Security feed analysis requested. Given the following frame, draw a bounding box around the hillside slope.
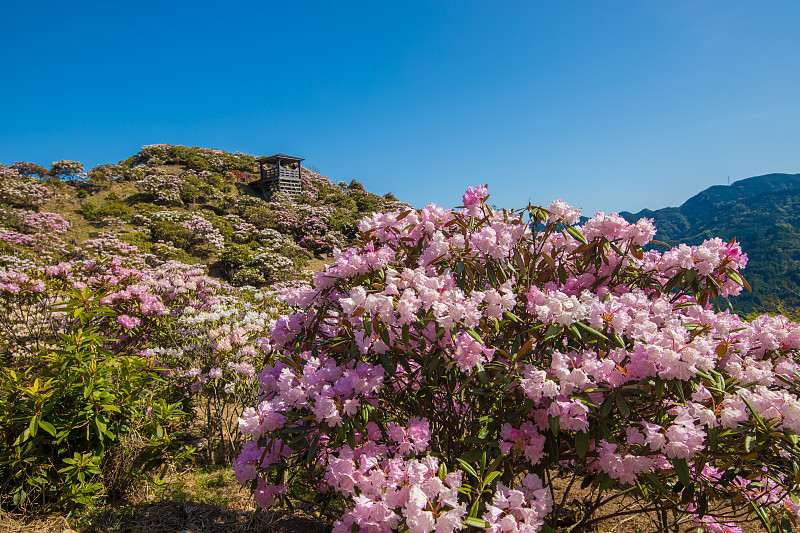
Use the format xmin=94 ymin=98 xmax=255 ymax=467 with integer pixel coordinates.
xmin=1 ymin=144 xmax=409 ymax=287
xmin=621 ymin=173 xmax=800 ymax=314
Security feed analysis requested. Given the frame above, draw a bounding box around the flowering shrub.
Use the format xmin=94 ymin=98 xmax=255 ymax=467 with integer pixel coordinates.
xmin=181 ymin=214 xmax=225 ymax=252
xmin=21 ymin=211 xmax=70 ymax=234
xmin=11 ymin=161 xmax=49 ymax=179
xmin=236 ymin=187 xmax=800 ymax=533
xmin=247 ymin=248 xmax=294 ymax=282
xmin=50 ymin=159 xmax=84 ymax=180
xmin=0 ymin=166 xmax=52 ymax=208
xmin=129 ymin=144 xmax=256 ymax=173
xmin=136 ymin=173 xmax=184 ymax=206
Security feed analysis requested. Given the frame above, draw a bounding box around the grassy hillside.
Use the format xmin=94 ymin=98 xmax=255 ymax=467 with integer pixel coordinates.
xmin=2 ymin=144 xmax=409 ymax=287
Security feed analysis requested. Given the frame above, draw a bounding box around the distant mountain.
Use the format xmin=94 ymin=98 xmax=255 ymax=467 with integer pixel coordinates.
xmin=621 ymin=173 xmax=800 ymax=315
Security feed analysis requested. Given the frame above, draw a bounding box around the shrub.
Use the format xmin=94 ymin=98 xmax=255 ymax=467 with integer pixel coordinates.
xmin=247 ymin=248 xmax=294 ymax=283
xmin=118 ymin=232 xmax=153 ymax=254
xmin=236 ymin=187 xmax=800 ymax=533
xmin=187 ymin=156 xmax=212 ymax=172
xmin=352 ymin=190 xmax=381 ymax=213
xmin=50 ymin=160 xmax=84 ymax=181
xmin=0 ymin=312 xmax=187 ymax=512
xmin=95 ymin=202 xmax=131 ymax=219
xmin=135 ymin=174 xmax=183 ymax=206
xmin=231 ymin=267 xmax=266 ymax=287
xmin=11 ymin=161 xmax=49 ymax=179
xmin=0 ymin=166 xmax=52 ymax=208
xmin=149 ymin=220 xmax=194 ymax=251
xmin=80 ymin=202 xmax=98 ymax=220
xmin=221 ymin=244 xmax=254 ymax=276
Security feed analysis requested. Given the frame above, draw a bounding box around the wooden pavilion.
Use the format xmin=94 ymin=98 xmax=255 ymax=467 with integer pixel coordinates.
xmin=256 ymin=154 xmax=303 ymax=196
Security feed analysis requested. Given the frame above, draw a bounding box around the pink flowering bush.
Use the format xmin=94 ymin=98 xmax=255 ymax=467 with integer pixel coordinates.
xmin=0 ymin=166 xmax=52 ymax=208
xmin=136 ymin=173 xmax=184 ymax=206
xmin=236 ymin=186 xmax=800 ymax=532
xmin=50 ymin=159 xmax=84 ymax=180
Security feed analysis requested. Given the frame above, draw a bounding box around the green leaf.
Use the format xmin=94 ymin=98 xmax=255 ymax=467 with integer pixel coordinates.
xmin=741 ymin=396 xmax=767 ymax=430
xmin=565 ymin=225 xmax=588 ymax=244
xmin=615 ymin=394 xmax=630 ymax=418
xmin=484 ymin=470 xmax=501 ymax=486
xmin=599 ymin=397 xmax=614 ymax=418
xmin=697 ymin=492 xmax=708 ymax=519
xmin=467 ymin=329 xmax=483 ymax=343
xmin=613 ymin=333 xmax=625 ymax=348
xmin=38 ymin=420 xmax=56 ymax=437
xmin=598 ymin=473 xmax=615 ymax=491
xmin=456 ymin=458 xmax=478 ymax=479
xmin=549 ymin=415 xmax=560 ymax=436
xmin=642 ymin=472 xmax=670 ymax=496
xmin=464 ymin=517 xmax=489 ymax=529
xmin=459 ymin=449 xmax=485 ymax=464
xmin=753 ymin=503 xmax=771 ymax=531
xmin=475 ymin=365 xmax=489 ymax=387
xmin=378 ymin=323 xmax=391 ymax=347
xmin=378 ymin=352 xmax=397 ymax=376
xmin=745 ymin=431 xmax=757 ymax=452
xmin=575 ymin=431 xmax=589 ymax=458
xmin=575 ymin=321 xmax=609 ymax=341
xmin=673 ymin=458 xmax=691 ymax=487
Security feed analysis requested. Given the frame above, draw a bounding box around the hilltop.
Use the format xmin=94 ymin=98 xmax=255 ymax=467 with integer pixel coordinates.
xmin=621 ymin=172 xmax=800 ymax=314
xmin=4 ymin=149 xmax=800 ymax=314
xmin=1 ymin=144 xmax=409 ymax=287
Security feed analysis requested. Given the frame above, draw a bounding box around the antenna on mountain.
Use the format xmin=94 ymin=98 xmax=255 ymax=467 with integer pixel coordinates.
xmin=727 ymin=176 xmax=730 ymax=186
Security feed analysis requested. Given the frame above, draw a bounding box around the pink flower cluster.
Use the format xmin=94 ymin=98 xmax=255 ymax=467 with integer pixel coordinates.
xmin=21 ymin=211 xmax=70 ymax=234
xmin=0 ymin=166 xmax=52 ymax=207
xmin=236 ymin=185 xmax=799 ymax=531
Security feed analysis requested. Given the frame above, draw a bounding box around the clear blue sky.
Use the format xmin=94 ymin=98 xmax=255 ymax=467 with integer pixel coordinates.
xmin=2 ymin=1 xmax=798 ymax=215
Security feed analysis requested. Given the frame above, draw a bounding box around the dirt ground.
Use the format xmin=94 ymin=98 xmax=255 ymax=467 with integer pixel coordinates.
xmin=1 ymin=471 xmax=767 ymax=533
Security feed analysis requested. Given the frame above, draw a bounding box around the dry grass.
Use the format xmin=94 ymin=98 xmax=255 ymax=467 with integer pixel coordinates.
xmin=0 ymin=510 xmax=72 ymax=533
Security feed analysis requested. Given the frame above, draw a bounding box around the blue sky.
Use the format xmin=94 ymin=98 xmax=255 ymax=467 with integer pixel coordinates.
xmin=1 ymin=1 xmax=798 ymax=215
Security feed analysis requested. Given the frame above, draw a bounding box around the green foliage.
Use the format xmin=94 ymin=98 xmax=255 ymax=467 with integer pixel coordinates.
xmin=0 ymin=306 xmax=188 ymax=513
xmin=351 ymin=190 xmax=380 ymax=213
xmin=243 ymin=206 xmax=275 ymax=229
xmin=77 ymin=198 xmax=129 ymax=222
xmin=125 ymin=145 xmax=257 ymax=174
xmin=186 ymin=156 xmax=212 ymax=172
xmin=348 ymin=179 xmax=365 ymax=191
xmin=50 ymin=160 xmax=84 ymax=180
xmin=328 ymin=210 xmax=359 ymax=239
xmin=148 ymin=220 xmax=194 ymax=251
xmin=95 ymin=202 xmax=131 ymax=219
xmin=220 ymin=244 xmax=253 ymax=275
xmin=230 ymin=266 xmax=266 ymax=287
xmin=80 ymin=202 xmax=98 ymax=220
xmin=117 ymin=232 xmax=153 ymax=254
xmin=131 ymin=202 xmax=159 ymax=218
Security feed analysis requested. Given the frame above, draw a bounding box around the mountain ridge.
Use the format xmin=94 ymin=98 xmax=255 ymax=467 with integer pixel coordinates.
xmin=620 ymin=172 xmax=800 ymax=314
